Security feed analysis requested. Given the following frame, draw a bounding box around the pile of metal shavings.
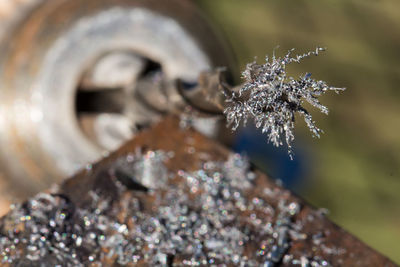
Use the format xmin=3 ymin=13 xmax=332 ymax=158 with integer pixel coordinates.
xmin=0 ymin=150 xmax=342 ymax=266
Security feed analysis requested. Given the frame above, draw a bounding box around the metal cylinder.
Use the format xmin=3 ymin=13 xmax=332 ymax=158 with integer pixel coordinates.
xmin=0 ymin=0 xmax=236 ymax=199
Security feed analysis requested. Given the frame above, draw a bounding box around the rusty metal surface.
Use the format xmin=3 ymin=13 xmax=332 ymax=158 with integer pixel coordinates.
xmin=1 ymin=116 xmax=396 ymax=266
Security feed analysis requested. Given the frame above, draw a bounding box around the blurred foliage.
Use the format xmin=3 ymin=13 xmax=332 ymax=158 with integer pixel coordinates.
xmin=198 ymin=0 xmax=400 ymax=263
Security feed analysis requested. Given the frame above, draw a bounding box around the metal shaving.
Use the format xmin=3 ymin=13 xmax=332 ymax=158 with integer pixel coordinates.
xmin=224 ymin=48 xmax=345 ymax=158
xmin=0 ymin=150 xmax=337 ymax=266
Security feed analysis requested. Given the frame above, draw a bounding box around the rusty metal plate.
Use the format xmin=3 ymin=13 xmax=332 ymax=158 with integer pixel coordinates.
xmin=0 ymin=117 xmax=396 ymax=266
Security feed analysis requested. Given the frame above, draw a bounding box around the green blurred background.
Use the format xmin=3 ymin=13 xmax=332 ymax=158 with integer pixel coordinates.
xmin=198 ymin=0 xmax=400 ymax=263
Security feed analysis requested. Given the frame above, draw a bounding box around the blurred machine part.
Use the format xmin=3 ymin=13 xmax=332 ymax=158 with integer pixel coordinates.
xmin=0 ymin=0 xmax=235 ymax=200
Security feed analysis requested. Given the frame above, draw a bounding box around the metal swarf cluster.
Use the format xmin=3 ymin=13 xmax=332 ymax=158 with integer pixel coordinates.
xmin=0 ymin=151 xmax=338 ymax=266
xmin=224 ymin=48 xmax=345 ymax=158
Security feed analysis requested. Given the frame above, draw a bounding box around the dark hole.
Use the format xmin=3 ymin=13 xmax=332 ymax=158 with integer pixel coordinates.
xmin=141 ymin=60 xmax=162 ymax=77
xmin=75 ymin=88 xmax=125 ymax=114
